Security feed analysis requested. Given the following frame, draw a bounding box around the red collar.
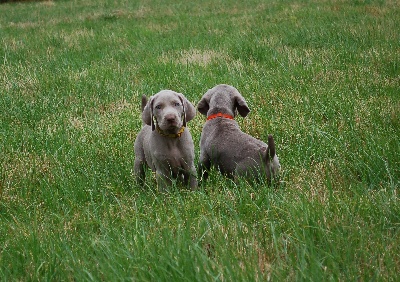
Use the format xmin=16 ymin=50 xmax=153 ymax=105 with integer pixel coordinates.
xmin=207 ymin=113 xmax=234 ymax=121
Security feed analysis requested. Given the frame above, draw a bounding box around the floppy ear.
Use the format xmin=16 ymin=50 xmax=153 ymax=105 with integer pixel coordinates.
xmin=142 ymin=96 xmax=155 ymax=130
xmin=197 ymin=91 xmax=212 ymax=116
xmin=178 ymin=94 xmax=196 ymax=126
xmin=234 ymin=94 xmax=250 ymax=117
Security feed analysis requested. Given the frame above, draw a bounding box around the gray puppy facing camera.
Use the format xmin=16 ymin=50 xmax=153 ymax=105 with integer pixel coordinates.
xmin=134 ymin=90 xmax=198 ymax=191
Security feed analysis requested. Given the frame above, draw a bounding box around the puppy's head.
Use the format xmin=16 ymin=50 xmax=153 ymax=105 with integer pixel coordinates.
xmin=142 ymin=90 xmax=196 ymax=133
xmin=197 ymin=84 xmax=250 ymax=118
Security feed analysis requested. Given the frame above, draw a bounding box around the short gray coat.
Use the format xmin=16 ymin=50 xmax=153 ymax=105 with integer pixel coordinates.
xmin=197 ymin=84 xmax=280 ymax=182
xmin=134 ymin=90 xmax=197 ymax=190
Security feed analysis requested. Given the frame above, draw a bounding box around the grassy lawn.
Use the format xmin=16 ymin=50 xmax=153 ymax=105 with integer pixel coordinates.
xmin=1 ymin=0 xmax=399 ymax=280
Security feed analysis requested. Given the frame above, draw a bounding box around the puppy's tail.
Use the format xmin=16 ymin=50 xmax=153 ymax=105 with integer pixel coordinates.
xmin=266 ymin=134 xmax=276 ymax=160
xmin=141 ymin=95 xmax=148 ymax=112
xmin=266 ymin=134 xmax=280 ymax=184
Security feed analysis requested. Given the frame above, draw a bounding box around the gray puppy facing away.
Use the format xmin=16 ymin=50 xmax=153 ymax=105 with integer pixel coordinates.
xmin=134 ymin=90 xmax=198 ymax=191
xmin=197 ymin=84 xmax=280 ymax=183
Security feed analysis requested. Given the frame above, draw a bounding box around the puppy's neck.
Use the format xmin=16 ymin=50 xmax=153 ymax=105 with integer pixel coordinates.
xmin=207 ymin=112 xmax=234 ymax=121
xmin=156 ymin=125 xmax=185 ymax=138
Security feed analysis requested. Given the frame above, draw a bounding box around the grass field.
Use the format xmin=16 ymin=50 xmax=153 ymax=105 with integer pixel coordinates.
xmin=1 ymin=0 xmax=399 ymax=280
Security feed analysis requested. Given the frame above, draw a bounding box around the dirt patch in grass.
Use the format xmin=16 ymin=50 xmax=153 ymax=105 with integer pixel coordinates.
xmin=60 ymin=28 xmax=95 ymax=48
xmin=159 ymin=48 xmax=228 ymax=67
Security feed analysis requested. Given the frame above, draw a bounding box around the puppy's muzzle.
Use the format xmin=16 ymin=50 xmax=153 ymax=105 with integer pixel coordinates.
xmin=160 ymin=112 xmax=181 ymax=130
xmin=165 ymin=113 xmax=177 ymax=123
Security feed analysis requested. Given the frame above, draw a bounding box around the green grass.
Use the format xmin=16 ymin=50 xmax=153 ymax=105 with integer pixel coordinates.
xmin=1 ymin=0 xmax=399 ymax=280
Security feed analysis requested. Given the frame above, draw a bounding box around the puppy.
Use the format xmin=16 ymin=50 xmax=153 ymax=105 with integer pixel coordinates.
xmin=134 ymin=90 xmax=197 ymax=190
xmin=197 ymin=84 xmax=280 ymax=183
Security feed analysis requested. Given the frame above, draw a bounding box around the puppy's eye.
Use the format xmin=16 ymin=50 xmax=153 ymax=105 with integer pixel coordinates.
xmin=155 ymin=105 xmax=162 ymax=110
xmin=174 ymin=102 xmax=181 ymax=107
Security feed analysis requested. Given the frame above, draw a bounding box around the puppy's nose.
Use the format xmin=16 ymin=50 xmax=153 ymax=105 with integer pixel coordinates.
xmin=165 ymin=113 xmax=176 ymax=123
